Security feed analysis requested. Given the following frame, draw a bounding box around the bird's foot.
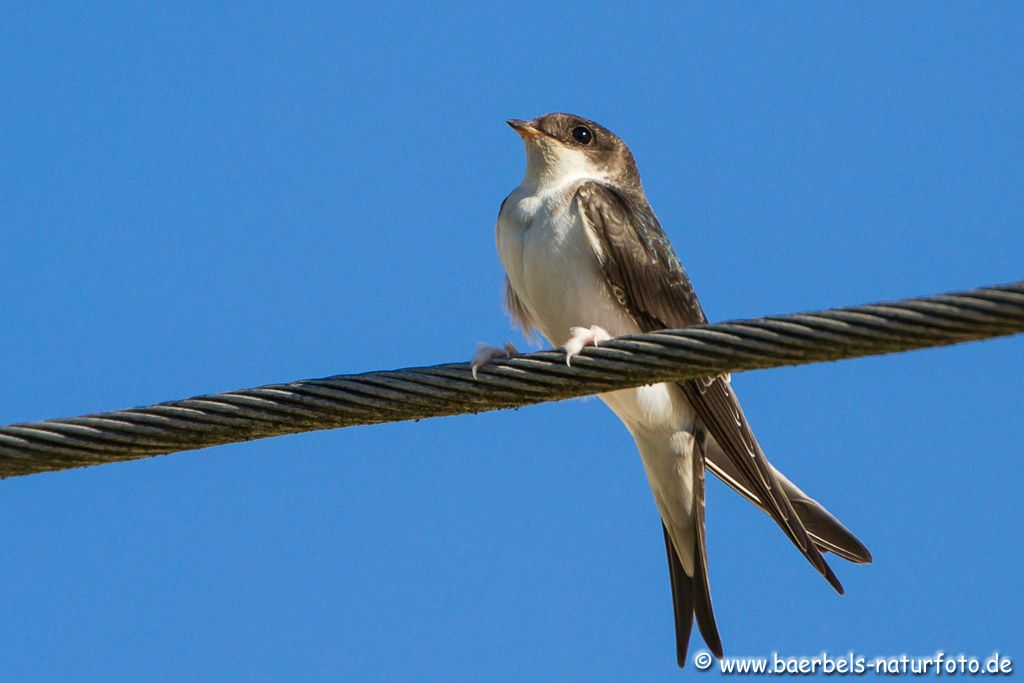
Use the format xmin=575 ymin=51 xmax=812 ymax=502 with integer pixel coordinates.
xmin=470 ymin=342 xmax=519 ymax=379
xmin=696 ymin=372 xmax=732 ymax=393
xmin=564 ymin=325 xmax=611 ymax=366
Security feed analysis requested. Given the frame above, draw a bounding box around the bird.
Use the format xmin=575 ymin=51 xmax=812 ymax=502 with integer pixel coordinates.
xmin=474 ymin=113 xmax=871 ymax=668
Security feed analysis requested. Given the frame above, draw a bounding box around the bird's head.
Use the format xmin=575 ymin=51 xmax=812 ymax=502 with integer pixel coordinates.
xmin=507 ymin=113 xmax=641 ymax=193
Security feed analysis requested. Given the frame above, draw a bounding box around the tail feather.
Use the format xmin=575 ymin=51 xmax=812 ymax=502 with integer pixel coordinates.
xmin=662 ymin=525 xmax=695 ymax=667
xmin=662 ymin=429 xmax=722 ymax=668
xmin=690 ymin=429 xmax=723 ymax=659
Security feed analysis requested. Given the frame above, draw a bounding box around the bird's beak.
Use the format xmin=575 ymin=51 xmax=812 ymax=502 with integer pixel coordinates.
xmin=507 ymin=119 xmax=544 ymax=140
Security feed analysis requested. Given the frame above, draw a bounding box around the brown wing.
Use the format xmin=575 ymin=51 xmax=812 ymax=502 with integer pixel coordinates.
xmin=575 ymin=181 xmax=846 ymax=593
xmin=678 ymin=378 xmax=843 ymax=592
xmin=705 ymin=440 xmax=872 ymax=564
xmin=575 ymin=182 xmax=706 ymax=328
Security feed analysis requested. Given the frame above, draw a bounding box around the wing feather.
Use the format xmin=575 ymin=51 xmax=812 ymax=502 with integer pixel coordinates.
xmin=575 ymin=181 xmax=857 ymax=592
xmin=705 ymin=440 xmax=872 ymax=564
xmin=504 ymin=276 xmax=538 ymax=338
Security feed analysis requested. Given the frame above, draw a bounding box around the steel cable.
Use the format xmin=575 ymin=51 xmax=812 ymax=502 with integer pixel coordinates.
xmin=1 ymin=281 xmax=1021 ymax=478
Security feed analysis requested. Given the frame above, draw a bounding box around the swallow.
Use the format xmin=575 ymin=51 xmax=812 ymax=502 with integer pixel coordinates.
xmin=476 ymin=113 xmax=871 ymax=667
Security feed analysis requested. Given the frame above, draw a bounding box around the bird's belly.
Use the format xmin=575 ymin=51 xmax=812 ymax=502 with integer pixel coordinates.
xmin=498 ymin=195 xmax=692 ymax=432
xmin=501 ymin=201 xmax=637 ymax=346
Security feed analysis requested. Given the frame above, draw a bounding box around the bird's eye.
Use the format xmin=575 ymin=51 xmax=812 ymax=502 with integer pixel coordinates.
xmin=571 ymin=125 xmax=594 ymax=145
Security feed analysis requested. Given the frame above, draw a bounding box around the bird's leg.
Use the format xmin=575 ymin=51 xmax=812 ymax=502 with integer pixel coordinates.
xmin=564 ymin=325 xmax=612 ymax=366
xmin=470 ymin=341 xmax=519 ymax=380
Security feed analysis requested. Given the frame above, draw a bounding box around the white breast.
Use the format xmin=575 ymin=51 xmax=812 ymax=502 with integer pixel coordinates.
xmin=496 ymin=182 xmax=639 ymax=347
xmin=496 ymin=179 xmax=693 ymax=434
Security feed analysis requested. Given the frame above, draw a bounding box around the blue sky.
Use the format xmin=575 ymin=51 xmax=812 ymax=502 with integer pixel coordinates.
xmin=1 ymin=3 xmax=1022 ymax=679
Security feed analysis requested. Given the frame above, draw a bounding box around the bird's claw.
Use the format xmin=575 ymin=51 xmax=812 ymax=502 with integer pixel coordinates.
xmin=564 ymin=325 xmax=611 ymax=366
xmin=471 ymin=342 xmax=519 ymax=380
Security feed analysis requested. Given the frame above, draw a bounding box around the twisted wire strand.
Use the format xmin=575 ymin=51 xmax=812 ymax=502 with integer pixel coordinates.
xmin=1 ymin=281 xmax=1021 ymax=478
